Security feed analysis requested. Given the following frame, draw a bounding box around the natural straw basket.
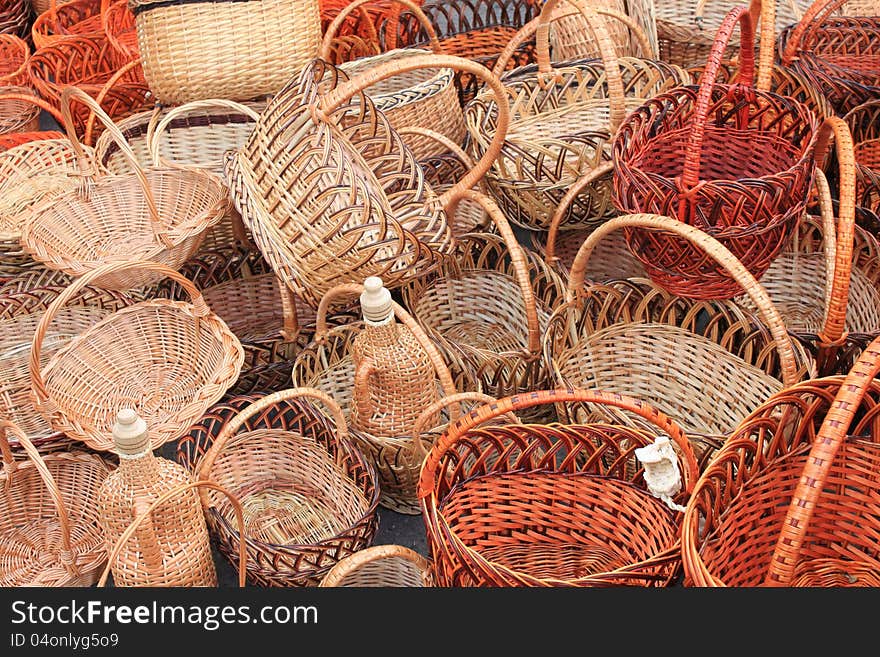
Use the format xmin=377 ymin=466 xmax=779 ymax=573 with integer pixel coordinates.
xmin=0 ymin=419 xmax=113 ymax=586
xmin=0 ymin=34 xmax=29 ymax=86
xmin=322 ymin=0 xmax=466 ymax=161
xmin=227 ymin=53 xmax=510 ymax=308
xmin=0 ymin=88 xmax=67 ymax=151
xmin=465 ymin=0 xmax=689 ymax=231
xmin=419 ymin=388 xmax=700 ymax=587
xmin=196 ymin=387 xmax=380 ymax=587
xmin=29 ymin=259 xmax=245 ymax=452
xmin=22 ymin=87 xmax=228 ymax=292
xmin=128 ymin=0 xmax=321 ymax=104
xmin=844 ymin=99 xmax=880 ymax=217
xmin=319 ymin=544 xmax=433 ymax=587
xmin=547 ymin=0 xmax=659 ymax=62
xmin=97 ymin=480 xmax=246 ymax=588
xmin=682 ymin=334 xmax=880 ymax=587
xmin=544 ymin=213 xmax=815 ymax=469
xmin=613 ymin=4 xmax=819 ymax=299
xmin=31 ymin=0 xmax=103 ymax=50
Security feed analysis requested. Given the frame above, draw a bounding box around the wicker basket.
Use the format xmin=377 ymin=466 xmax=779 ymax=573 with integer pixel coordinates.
xmin=548 ymin=0 xmax=659 ymax=62
xmin=22 ymin=87 xmax=228 ymax=292
xmin=544 ymin=213 xmax=816 ymax=469
xmin=31 ymin=0 xmax=105 ymax=49
xmin=101 ymin=0 xmax=136 ymax=59
xmin=419 ymin=388 xmax=699 ymax=587
xmin=319 ymin=544 xmax=433 ymax=586
xmin=129 ymin=0 xmax=321 ymax=104
xmin=0 ymin=419 xmax=113 ymax=586
xmin=0 ymin=0 xmax=30 ymax=38
xmin=465 ymin=0 xmax=690 ymax=231
xmin=682 ymin=334 xmax=880 ymax=586
xmin=195 ymin=387 xmax=380 ymax=587
xmin=0 ymin=34 xmax=29 ymax=86
xmin=0 ymin=88 xmax=68 ymax=152
xmin=844 ymin=99 xmax=880 ymax=217
xmin=227 ymin=53 xmax=508 ymax=308
xmin=30 ymin=259 xmax=245 ymax=452
xmin=613 ymin=4 xmax=819 ymax=299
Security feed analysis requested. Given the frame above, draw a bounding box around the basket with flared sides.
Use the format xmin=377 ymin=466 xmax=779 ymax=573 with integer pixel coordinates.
xmin=101 ymin=0 xmax=136 ymax=59
xmin=319 ymin=544 xmax=433 ymax=587
xmin=31 ymin=0 xmax=104 ymax=49
xmin=0 ymin=419 xmax=113 ymax=586
xmin=195 ymin=387 xmax=380 ymax=587
xmin=419 ymin=388 xmax=699 ymax=587
xmin=0 ymin=34 xmax=29 ymax=86
xmin=844 ymin=99 xmax=880 ymax=217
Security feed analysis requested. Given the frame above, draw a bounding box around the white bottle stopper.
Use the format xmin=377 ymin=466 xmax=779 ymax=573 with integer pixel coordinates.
xmin=113 ymin=408 xmax=150 ymax=457
xmin=635 ymin=435 xmax=687 ymax=513
xmin=360 ymin=276 xmax=394 ymax=324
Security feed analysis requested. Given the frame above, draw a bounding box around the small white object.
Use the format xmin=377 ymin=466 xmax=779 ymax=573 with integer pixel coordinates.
xmin=112 ymin=408 xmax=150 ymax=457
xmin=360 ymin=276 xmax=394 ymax=325
xmin=635 ymin=435 xmax=687 ymax=513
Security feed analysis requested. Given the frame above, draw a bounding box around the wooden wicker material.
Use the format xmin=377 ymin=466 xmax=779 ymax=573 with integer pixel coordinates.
xmin=129 ymin=0 xmax=320 ymax=104
xmin=21 ymin=87 xmax=228 ymax=291
xmin=0 ymin=0 xmax=30 ymax=38
xmin=30 ymin=259 xmax=245 ymax=452
xmin=98 ymin=481 xmax=246 ymax=587
xmin=101 ymin=0 xmax=136 ymax=59
xmin=465 ymin=0 xmax=689 ymax=231
xmin=548 ymin=0 xmax=659 ymax=62
xmin=845 ymin=99 xmax=880 ymax=217
xmin=0 ymin=419 xmax=113 ymax=586
xmin=227 ymin=53 xmax=509 ymax=308
xmin=31 ymin=0 xmax=103 ymax=49
xmin=544 ymin=213 xmax=815 ymax=469
xmin=0 ymin=34 xmax=29 ymax=86
xmin=682 ymin=335 xmax=880 ymax=586
xmin=613 ymin=5 xmax=819 ymax=299
xmin=196 ymin=387 xmax=381 ymax=587
xmin=319 ymin=544 xmax=433 ymax=586
xmin=0 ymin=86 xmax=45 ymax=141
xmin=419 ymin=388 xmax=699 ymax=587
xmin=778 ymin=0 xmax=880 ymax=116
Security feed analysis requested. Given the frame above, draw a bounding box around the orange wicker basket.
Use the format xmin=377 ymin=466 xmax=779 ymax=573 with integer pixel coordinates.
xmin=0 ymin=0 xmax=30 ymax=39
xmin=100 ymin=0 xmax=135 ymax=59
xmin=0 ymin=33 xmax=29 ymax=86
xmin=31 ymin=0 xmax=103 ymax=49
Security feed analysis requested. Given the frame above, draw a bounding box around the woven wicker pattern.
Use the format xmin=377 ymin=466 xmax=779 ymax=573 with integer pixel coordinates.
xmin=0 ymin=34 xmax=29 ymax=86
xmin=195 ymin=388 xmax=380 ymax=587
xmin=31 ymin=0 xmax=103 ymax=49
xmin=319 ymin=544 xmax=434 ymax=586
xmin=419 ymin=388 xmax=699 ymax=587
xmin=0 ymin=0 xmax=30 ymax=38
xmin=0 ymin=419 xmax=113 ymax=586
xmin=845 ymin=99 xmax=880 ymax=216
xmin=548 ymin=0 xmax=659 ymax=61
xmin=0 ymin=87 xmax=47 ymax=140
xmin=130 ymin=0 xmax=320 ymax=104
xmin=102 ymin=0 xmax=137 ymax=59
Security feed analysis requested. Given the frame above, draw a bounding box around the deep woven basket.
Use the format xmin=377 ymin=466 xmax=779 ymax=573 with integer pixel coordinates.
xmin=319 ymin=544 xmax=434 ymax=587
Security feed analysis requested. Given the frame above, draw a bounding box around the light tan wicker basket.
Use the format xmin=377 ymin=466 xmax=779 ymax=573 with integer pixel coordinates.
xmin=319 ymin=544 xmax=433 ymax=587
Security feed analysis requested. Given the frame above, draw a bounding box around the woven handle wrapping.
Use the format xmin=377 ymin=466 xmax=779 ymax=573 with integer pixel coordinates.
xmin=318 ymin=544 xmax=432 ymax=587
xmin=565 ymin=213 xmax=800 ymax=387
xmin=0 ymin=419 xmax=78 ymax=577
xmin=60 ymin=85 xmax=171 ymax=248
xmin=781 ymin=0 xmax=849 ymax=64
xmin=320 ymin=0 xmax=442 ymax=59
xmin=544 ymin=162 xmax=614 ymax=263
xmin=764 ymin=334 xmax=880 ymax=585
xmin=29 ymin=260 xmax=212 ymax=415
xmin=0 ymin=88 xmax=64 ymax=125
xmin=316 ymin=53 xmax=510 ymax=206
xmin=97 ymin=481 xmax=247 ymax=588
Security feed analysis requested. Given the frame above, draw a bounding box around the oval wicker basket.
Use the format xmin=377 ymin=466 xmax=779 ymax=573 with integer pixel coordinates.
xmin=0 ymin=33 xmax=29 ymax=86
xmin=319 ymin=544 xmax=433 ymax=587
xmin=31 ymin=0 xmax=103 ymax=50
xmin=0 ymin=86 xmax=45 ymax=142
xmin=547 ymin=0 xmax=659 ymax=62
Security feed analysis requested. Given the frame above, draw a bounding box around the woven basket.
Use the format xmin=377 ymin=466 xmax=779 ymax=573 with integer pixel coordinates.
xmin=544 ymin=213 xmax=816 ymax=469
xmin=195 ymin=387 xmax=380 ymax=587
xmin=319 ymin=544 xmax=433 ymax=586
xmin=844 ymin=99 xmax=880 ymax=217
xmin=129 ymin=0 xmax=320 ymax=104
xmin=30 ymin=259 xmax=245 ymax=452
xmin=419 ymin=388 xmax=699 ymax=587
xmin=22 ymin=87 xmax=228 ymax=291
xmin=778 ymin=0 xmax=880 ymax=116
xmin=101 ymin=0 xmax=136 ymax=59
xmin=0 ymin=0 xmax=30 ymax=38
xmin=0 ymin=419 xmax=113 ymax=586
xmin=227 ymin=53 xmax=508 ymax=308
xmin=0 ymin=34 xmax=29 ymax=86
xmin=465 ymin=0 xmax=690 ymax=231
xmin=548 ymin=0 xmax=659 ymax=62
xmin=613 ymin=4 xmax=819 ymax=299
xmin=682 ymin=334 xmax=880 ymax=586
xmin=31 ymin=0 xmax=104 ymax=49
xmin=0 ymin=86 xmax=42 ymax=138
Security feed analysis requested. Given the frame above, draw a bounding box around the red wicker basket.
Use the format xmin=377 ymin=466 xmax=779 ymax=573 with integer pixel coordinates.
xmin=31 ymin=0 xmax=103 ymax=49
xmin=0 ymin=34 xmax=29 ymax=86
xmin=0 ymin=0 xmax=30 ymax=39
xmin=844 ymin=99 xmax=880 ymax=217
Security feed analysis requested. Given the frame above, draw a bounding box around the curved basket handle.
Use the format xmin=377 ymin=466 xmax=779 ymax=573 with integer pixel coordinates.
xmin=566 ymin=213 xmax=800 ymax=387
xmin=417 ymin=388 xmax=700 ymax=501
xmin=61 ymin=85 xmax=172 ymax=249
xmin=0 ymin=419 xmax=77 ymax=578
xmin=82 ymin=58 xmax=146 ymax=148
xmin=316 ymin=53 xmax=510 ymax=206
xmin=97 ymin=481 xmax=247 ymax=588
xmin=29 ymin=260 xmax=211 ymax=417
xmin=682 ymin=6 xmax=757 ymax=193
xmin=0 ymin=87 xmax=64 ymax=126
xmin=318 ymin=544 xmax=432 ymax=587
xmin=396 ymin=125 xmax=478 ymax=176
xmin=148 ymin=99 xmax=262 ymax=169
xmin=544 ymin=162 xmax=614 ymax=264
xmin=320 ymin=0 xmax=442 ymax=60
xmin=444 ymin=189 xmax=541 ymax=357
xmin=765 ymin=335 xmax=880 ymax=585
xmin=781 ymin=0 xmax=849 ymax=65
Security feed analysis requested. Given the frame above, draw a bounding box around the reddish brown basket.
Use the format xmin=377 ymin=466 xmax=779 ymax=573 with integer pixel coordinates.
xmin=844 ymin=99 xmax=880 ymax=217
xmin=613 ymin=4 xmax=819 ymax=299
xmin=0 ymin=34 xmax=29 ymax=86
xmin=31 ymin=0 xmax=103 ymax=49
xmin=0 ymin=0 xmax=30 ymax=39
xmin=419 ymin=388 xmax=699 ymax=587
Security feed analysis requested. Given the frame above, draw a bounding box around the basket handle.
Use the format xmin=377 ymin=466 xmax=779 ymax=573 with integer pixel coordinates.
xmin=0 ymin=87 xmax=64 ymax=126
xmin=318 ymin=543 xmax=432 ymax=587
xmin=417 ymin=388 xmax=700 ymax=501
xmin=61 ymin=85 xmax=173 ymax=249
xmin=444 ymin=189 xmax=542 ymax=358
xmin=396 ymin=125 xmax=478 ymax=175
xmin=29 ymin=260 xmax=211 ymax=417
xmin=316 ymin=53 xmax=510 ymax=206
xmin=148 ymin=99 xmax=262 ymax=169
xmin=565 ymin=213 xmax=800 ymax=388
xmin=82 ymin=58 xmax=146 ymax=148
xmin=764 ymin=334 xmax=880 ymax=585
xmin=320 ymin=0 xmax=442 ymax=60
xmin=780 ymin=0 xmax=848 ymax=65
xmin=681 ymin=5 xmax=757 ymax=193
xmin=0 ymin=419 xmax=78 ymax=578
xmin=544 ymin=162 xmax=615 ymax=264
xmin=97 ymin=481 xmax=247 ymax=587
